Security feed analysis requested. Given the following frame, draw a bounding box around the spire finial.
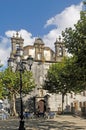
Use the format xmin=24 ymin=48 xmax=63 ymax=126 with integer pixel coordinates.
xmin=59 ymin=35 xmax=61 ymax=41
xmin=16 ymin=32 xmax=19 ymax=37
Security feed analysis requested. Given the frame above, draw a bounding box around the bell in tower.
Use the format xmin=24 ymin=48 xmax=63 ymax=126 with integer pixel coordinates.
xmin=54 ymin=36 xmax=66 ymax=61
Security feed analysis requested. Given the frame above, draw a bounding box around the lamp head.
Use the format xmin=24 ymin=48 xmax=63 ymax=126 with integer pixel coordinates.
xmin=27 ymin=55 xmax=33 ymax=66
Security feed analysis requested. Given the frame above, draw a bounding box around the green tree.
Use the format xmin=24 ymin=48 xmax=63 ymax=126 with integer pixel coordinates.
xmin=1 ymin=67 xmax=35 ymax=116
xmin=43 ymin=57 xmax=78 ymax=113
xmin=0 ymin=72 xmax=4 ymax=98
xmin=62 ymin=9 xmax=86 ymax=90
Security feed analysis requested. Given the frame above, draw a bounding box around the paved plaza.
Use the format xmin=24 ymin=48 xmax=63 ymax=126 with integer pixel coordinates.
xmin=0 ymin=115 xmax=86 ymax=130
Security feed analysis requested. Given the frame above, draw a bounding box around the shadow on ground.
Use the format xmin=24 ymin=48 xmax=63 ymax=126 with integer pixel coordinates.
xmin=25 ymin=118 xmax=85 ymax=130
xmin=0 ymin=116 xmax=85 ymax=130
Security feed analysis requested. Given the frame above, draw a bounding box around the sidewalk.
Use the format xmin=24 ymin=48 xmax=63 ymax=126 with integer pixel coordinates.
xmin=0 ymin=115 xmax=86 ymax=130
xmin=25 ymin=115 xmax=86 ymax=130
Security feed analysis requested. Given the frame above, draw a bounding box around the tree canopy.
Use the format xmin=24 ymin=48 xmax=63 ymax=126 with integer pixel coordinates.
xmin=43 ymin=57 xmax=79 ymax=113
xmin=43 ymin=57 xmax=81 ymax=95
xmin=43 ymin=9 xmax=86 ymax=95
xmin=0 ymin=67 xmax=35 ymax=116
xmin=62 ymin=10 xmax=86 ymax=91
xmin=62 ymin=10 xmax=86 ymax=55
xmin=0 ymin=67 xmax=35 ymax=98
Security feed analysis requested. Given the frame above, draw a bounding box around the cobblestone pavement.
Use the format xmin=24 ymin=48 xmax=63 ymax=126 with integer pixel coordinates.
xmin=0 ymin=115 xmax=86 ymax=130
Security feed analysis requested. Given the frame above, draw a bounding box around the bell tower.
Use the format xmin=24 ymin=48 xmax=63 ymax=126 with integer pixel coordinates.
xmin=10 ymin=32 xmax=24 ymax=57
xmin=54 ymin=36 xmax=66 ymax=61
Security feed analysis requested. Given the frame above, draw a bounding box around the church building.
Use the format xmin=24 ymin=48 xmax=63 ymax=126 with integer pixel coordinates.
xmin=9 ymin=32 xmax=86 ymax=114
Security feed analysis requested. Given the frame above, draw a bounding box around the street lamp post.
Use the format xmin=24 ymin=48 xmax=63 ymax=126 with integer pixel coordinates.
xmin=8 ymin=48 xmax=33 ymax=130
xmin=19 ymin=66 xmax=25 ymax=130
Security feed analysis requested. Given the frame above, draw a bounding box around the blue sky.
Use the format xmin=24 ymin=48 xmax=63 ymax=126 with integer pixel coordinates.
xmin=0 ymin=0 xmax=83 ymax=68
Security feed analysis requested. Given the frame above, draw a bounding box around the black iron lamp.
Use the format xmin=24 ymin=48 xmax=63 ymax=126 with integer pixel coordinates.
xmin=27 ymin=55 xmax=33 ymax=70
xmin=8 ymin=53 xmax=33 ymax=130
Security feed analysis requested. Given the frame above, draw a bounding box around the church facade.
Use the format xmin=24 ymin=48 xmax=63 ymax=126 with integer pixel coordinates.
xmin=9 ymin=32 xmax=86 ymax=114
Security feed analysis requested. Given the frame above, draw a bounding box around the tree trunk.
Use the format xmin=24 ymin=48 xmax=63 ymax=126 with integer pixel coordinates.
xmin=62 ymin=93 xmax=64 ymax=114
xmin=10 ymin=93 xmax=18 ymax=116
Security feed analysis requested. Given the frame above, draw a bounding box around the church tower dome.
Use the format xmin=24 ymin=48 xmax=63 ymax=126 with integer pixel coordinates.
xmin=34 ymin=37 xmax=44 ymax=45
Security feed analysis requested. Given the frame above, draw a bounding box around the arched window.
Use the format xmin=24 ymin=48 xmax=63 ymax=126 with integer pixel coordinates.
xmin=59 ymin=46 xmax=63 ymax=56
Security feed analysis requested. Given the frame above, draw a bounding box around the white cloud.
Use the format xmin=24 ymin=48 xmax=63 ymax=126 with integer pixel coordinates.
xmin=0 ymin=2 xmax=83 ymax=68
xmin=45 ymin=3 xmax=82 ymax=29
xmin=43 ymin=2 xmax=82 ymax=50
xmin=0 ymin=36 xmax=11 ymax=67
